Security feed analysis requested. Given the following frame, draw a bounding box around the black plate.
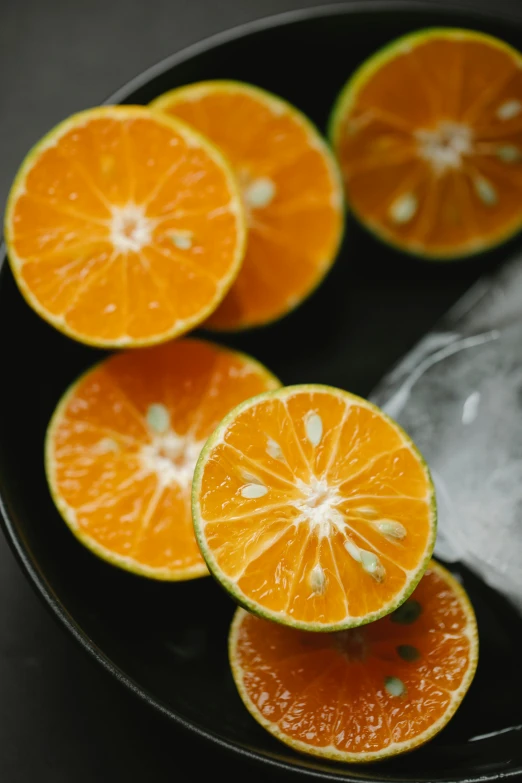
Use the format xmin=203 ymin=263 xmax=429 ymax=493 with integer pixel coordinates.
xmin=2 ymin=2 xmax=522 ymax=781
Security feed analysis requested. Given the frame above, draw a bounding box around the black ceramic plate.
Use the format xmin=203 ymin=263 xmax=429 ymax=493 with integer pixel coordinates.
xmin=2 ymin=2 xmax=522 ymax=781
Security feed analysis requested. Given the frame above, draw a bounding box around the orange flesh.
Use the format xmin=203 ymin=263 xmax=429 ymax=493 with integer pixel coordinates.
xmin=153 ymin=83 xmax=343 ymax=328
xmin=333 ymin=30 xmax=522 ymax=257
xmin=230 ymin=562 xmax=477 ymax=759
xmin=46 ymin=339 xmax=279 ymax=579
xmin=196 ymin=387 xmax=435 ymax=627
xmin=6 ymin=107 xmax=244 ymax=346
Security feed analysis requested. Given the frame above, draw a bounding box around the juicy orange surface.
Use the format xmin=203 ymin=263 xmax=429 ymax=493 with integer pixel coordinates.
xmin=331 ymin=29 xmax=522 ymax=257
xmin=45 ymin=339 xmax=279 ymax=580
xmin=153 ymin=82 xmax=344 ymax=329
xmin=194 ymin=386 xmax=436 ymax=629
xmin=5 ymin=106 xmax=245 ymax=346
xmin=230 ymin=561 xmax=478 ymax=761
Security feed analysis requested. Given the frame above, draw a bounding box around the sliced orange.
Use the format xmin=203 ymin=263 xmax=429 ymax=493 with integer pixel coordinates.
xmin=192 ymin=384 xmax=436 ymax=630
xmin=45 ymin=339 xmax=279 ymax=580
xmin=229 ymin=560 xmax=478 ymax=763
xmin=330 ymin=29 xmax=522 ymax=258
xmin=152 ymin=81 xmax=344 ymax=329
xmin=5 ymin=106 xmax=246 ymax=347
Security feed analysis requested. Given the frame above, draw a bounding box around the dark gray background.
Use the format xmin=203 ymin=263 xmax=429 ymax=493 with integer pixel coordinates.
xmin=0 ymin=0 xmax=330 ymax=210
xmin=0 ymin=1 xmax=520 ymax=781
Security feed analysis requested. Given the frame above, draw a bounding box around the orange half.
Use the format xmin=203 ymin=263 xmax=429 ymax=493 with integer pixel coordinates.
xmin=45 ymin=339 xmax=280 ymax=580
xmin=152 ymin=81 xmax=344 ymax=329
xmin=330 ymin=29 xmax=522 ymax=258
xmin=192 ymin=384 xmax=436 ymax=630
xmin=230 ymin=561 xmax=478 ymax=762
xmin=5 ymin=106 xmax=246 ymax=347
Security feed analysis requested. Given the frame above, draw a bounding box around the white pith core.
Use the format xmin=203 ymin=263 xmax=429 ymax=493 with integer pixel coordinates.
xmin=139 ymin=432 xmax=204 ymax=490
xmin=292 ymin=477 xmax=346 ymax=539
xmin=416 ymin=122 xmax=473 ymax=175
xmin=110 ymin=204 xmax=153 ymax=252
xmin=138 ymin=405 xmax=204 ymax=490
xmin=386 ymin=119 xmax=505 ymax=225
xmin=379 ymin=99 xmax=522 ymax=225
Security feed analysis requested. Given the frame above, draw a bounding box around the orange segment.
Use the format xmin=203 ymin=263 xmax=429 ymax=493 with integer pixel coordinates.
xmin=152 ymin=81 xmax=344 ymax=329
xmin=45 ymin=339 xmax=279 ymax=580
xmin=330 ymin=29 xmax=522 ymax=258
xmin=5 ymin=106 xmax=246 ymax=347
xmin=229 ymin=561 xmax=478 ymax=762
xmin=193 ymin=385 xmax=436 ymax=630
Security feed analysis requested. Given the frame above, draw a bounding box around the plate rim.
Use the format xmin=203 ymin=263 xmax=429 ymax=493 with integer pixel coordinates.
xmin=1 ymin=1 xmax=522 ymax=780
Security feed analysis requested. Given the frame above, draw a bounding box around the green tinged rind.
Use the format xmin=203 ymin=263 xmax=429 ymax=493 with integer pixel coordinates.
xmin=328 ymin=27 xmax=522 ymax=261
xmin=192 ymin=383 xmax=437 ymax=632
xmin=44 ymin=337 xmax=280 ymax=581
xmin=152 ymin=80 xmax=345 ymax=331
xmin=4 ymin=105 xmax=247 ymax=348
xmin=228 ymin=560 xmax=478 ymax=762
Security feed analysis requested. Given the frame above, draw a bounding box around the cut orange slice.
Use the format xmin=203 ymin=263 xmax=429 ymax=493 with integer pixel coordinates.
xmin=192 ymin=385 xmax=436 ymax=630
xmin=330 ymin=29 xmax=522 ymax=258
xmin=229 ymin=560 xmax=478 ymax=763
xmin=45 ymin=339 xmax=279 ymax=580
xmin=152 ymin=82 xmax=344 ymax=329
xmin=5 ymin=106 xmax=246 ymax=347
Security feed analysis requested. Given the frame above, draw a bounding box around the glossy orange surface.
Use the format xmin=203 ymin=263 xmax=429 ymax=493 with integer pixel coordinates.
xmin=230 ymin=562 xmax=478 ymax=760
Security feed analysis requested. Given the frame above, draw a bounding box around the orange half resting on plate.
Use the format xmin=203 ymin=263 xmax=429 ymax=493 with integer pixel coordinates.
xmin=229 ymin=560 xmax=478 ymax=763
xmin=5 ymin=106 xmax=246 ymax=347
xmin=152 ymin=81 xmax=344 ymax=329
xmin=45 ymin=339 xmax=280 ymax=580
xmin=192 ymin=384 xmax=436 ymax=630
xmin=330 ymin=28 xmax=522 ymax=258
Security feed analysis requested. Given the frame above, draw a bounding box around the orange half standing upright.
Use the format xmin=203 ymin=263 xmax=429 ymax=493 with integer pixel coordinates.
xmin=152 ymin=81 xmax=344 ymax=329
xmin=45 ymin=339 xmax=280 ymax=580
xmin=5 ymin=106 xmax=246 ymax=347
xmin=229 ymin=561 xmax=479 ymax=762
xmin=192 ymin=384 xmax=436 ymax=630
xmin=330 ymin=29 xmax=522 ymax=258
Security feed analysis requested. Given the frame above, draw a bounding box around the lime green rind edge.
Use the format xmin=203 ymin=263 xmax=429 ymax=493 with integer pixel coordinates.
xmin=44 ymin=337 xmax=281 ymax=581
xmin=328 ymin=27 xmax=522 ymax=261
xmin=192 ymin=383 xmax=437 ymax=632
xmin=152 ymin=80 xmax=346 ymax=331
xmin=228 ymin=559 xmax=478 ymax=763
xmin=4 ymin=105 xmax=248 ymax=348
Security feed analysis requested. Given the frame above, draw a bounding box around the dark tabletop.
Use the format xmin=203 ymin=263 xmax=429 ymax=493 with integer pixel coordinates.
xmin=1 ymin=1 xmax=521 ymax=781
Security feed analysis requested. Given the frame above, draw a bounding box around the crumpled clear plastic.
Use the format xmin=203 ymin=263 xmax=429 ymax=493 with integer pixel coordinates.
xmin=370 ymin=253 xmax=522 ymax=613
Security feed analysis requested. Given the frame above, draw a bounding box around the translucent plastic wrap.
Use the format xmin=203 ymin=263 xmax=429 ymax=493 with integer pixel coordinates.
xmin=371 ymin=254 xmax=522 ymax=612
